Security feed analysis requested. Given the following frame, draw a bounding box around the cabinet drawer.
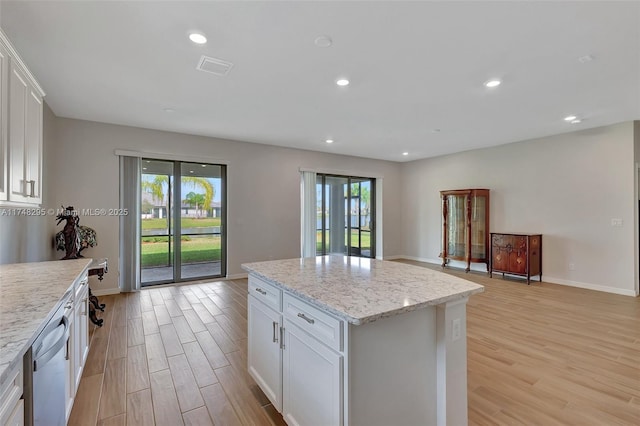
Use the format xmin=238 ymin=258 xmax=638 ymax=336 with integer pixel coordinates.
xmin=283 ymin=294 xmax=343 ymax=352
xmin=0 ymin=362 xmax=23 ymax=423
xmin=2 ymin=398 xmax=23 ymax=426
xmin=249 ymin=275 xmax=281 ymax=311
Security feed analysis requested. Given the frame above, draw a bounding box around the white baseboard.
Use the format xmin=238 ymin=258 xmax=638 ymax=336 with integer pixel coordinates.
xmin=91 ymin=287 xmax=121 ymax=296
xmin=226 ymin=272 xmax=248 ymax=280
xmin=389 ymin=256 xmax=638 ymax=297
xmin=542 ymin=276 xmax=637 ymax=297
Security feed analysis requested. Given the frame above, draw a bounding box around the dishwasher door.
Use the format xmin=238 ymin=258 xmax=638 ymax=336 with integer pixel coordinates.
xmin=31 ymin=303 xmax=70 ymax=426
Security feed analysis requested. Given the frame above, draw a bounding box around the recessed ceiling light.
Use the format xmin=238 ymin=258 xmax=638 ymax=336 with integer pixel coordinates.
xmin=189 ymin=32 xmax=207 ymax=44
xmin=201 ymin=164 xmax=206 ymax=167
xmin=190 ymin=170 xmax=194 ymax=173
xmin=402 ymin=152 xmax=409 ymax=156
xmin=570 ymin=119 xmax=582 ymax=124
xmin=314 ymin=35 xmax=332 ymax=48
xmin=325 ymin=139 xmax=334 ymax=144
xmin=164 ymin=108 xmax=174 ymax=113
xmin=336 ymin=79 xmax=350 ymax=87
xmin=564 ymin=115 xmax=577 ymax=121
xmin=142 ymin=167 xmax=147 ymax=170
xmin=484 ymin=79 xmax=501 ymax=88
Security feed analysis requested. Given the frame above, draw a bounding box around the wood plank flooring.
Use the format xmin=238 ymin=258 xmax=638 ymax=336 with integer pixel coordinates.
xmin=70 ymin=263 xmax=640 ymax=425
xmin=68 ymin=279 xmax=286 ymax=426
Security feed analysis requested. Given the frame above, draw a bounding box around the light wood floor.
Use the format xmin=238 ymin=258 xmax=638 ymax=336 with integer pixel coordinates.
xmin=68 ymin=279 xmax=286 ymax=426
xmin=70 ymin=263 xmax=640 ymax=426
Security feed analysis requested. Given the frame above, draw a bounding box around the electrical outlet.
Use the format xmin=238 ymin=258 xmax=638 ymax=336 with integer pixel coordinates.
xmin=452 ymin=318 xmax=461 ymax=341
xmin=569 ymin=263 xmax=575 ymax=271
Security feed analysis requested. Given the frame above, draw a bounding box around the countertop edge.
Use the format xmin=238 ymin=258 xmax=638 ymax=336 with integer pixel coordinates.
xmin=243 ymin=267 xmax=484 ymax=326
xmin=0 ymin=259 xmax=92 ymax=388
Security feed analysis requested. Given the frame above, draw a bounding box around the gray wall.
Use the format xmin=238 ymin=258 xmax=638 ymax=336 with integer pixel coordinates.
xmin=45 ymin=117 xmax=403 ymax=293
xmin=401 ymin=121 xmax=638 ymax=295
xmin=2 ymin=110 xmax=638 ymax=297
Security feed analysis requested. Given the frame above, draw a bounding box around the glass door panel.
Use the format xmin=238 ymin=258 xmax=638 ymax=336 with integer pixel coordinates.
xmin=141 ymin=160 xmax=174 ymax=284
xmin=141 ymin=159 xmax=226 ymax=286
xmin=326 ymin=176 xmax=349 ymax=255
xmin=470 ymin=195 xmax=486 ymax=258
xmin=315 ymin=174 xmax=375 ymax=258
xmin=446 ymin=194 xmax=467 ymax=258
xmin=179 ymin=162 xmax=225 ymax=280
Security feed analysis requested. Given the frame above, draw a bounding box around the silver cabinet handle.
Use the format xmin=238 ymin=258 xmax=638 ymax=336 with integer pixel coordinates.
xmin=255 ymin=288 xmax=267 ymax=295
xmin=272 ymin=321 xmax=278 ymax=343
xmin=64 ymin=301 xmax=73 ymax=310
xmin=29 ymin=180 xmax=35 ymax=197
xmin=297 ymin=313 xmax=315 ymax=324
xmin=280 ymin=326 xmax=285 ymax=349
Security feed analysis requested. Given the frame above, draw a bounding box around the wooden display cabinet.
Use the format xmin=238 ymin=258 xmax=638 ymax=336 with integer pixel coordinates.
xmin=440 ymin=189 xmax=490 ymax=272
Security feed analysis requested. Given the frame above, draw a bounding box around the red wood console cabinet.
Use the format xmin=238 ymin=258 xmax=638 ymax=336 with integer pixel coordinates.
xmin=490 ymin=233 xmax=542 ymax=284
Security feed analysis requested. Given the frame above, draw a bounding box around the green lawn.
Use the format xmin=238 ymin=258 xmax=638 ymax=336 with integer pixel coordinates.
xmin=141 ymin=236 xmax=221 ymax=267
xmin=316 ymin=229 xmax=371 ymax=252
xmin=142 ymin=217 xmax=221 ymax=230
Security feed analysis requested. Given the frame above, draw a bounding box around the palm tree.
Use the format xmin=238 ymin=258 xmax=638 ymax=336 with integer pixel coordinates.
xmin=142 ymin=174 xmax=215 ymax=221
xmin=185 ymin=192 xmax=206 ymax=217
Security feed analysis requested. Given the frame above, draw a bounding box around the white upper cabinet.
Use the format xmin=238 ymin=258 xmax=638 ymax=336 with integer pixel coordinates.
xmin=0 ymin=28 xmax=45 ymax=206
xmin=0 ymin=39 xmax=8 ymax=201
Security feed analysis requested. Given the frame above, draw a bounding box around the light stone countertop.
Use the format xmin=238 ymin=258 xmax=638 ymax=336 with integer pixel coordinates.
xmin=241 ymin=255 xmax=484 ymax=325
xmin=0 ymin=259 xmax=91 ymax=386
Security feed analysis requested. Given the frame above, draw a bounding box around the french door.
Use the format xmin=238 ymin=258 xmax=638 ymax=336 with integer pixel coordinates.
xmin=316 ymin=174 xmax=375 ymax=258
xmin=140 ymin=159 xmax=226 ymax=285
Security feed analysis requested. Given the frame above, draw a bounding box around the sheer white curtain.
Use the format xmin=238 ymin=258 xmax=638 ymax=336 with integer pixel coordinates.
xmin=119 ymin=155 xmax=141 ymax=292
xmin=300 ymin=171 xmax=317 ymax=258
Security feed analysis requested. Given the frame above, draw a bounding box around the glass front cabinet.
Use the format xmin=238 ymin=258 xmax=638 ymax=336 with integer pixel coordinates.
xmin=440 ymin=189 xmax=490 ymax=272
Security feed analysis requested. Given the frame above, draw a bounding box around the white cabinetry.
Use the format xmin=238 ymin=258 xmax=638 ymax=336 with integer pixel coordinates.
xmin=73 ymin=276 xmax=89 ymax=391
xmin=247 ymin=276 xmax=344 ymax=425
xmin=0 ymin=39 xmax=8 ymax=201
xmin=0 ymin=361 xmax=23 ymax=426
xmin=65 ymin=272 xmax=90 ymax=422
xmin=282 ymin=321 xmax=342 ymax=426
xmin=0 ymin=28 xmax=45 ymax=206
xmin=247 ymin=295 xmax=282 ymax=410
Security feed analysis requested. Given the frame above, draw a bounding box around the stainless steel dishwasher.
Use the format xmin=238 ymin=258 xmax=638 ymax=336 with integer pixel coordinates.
xmin=29 ymin=295 xmax=72 ymax=426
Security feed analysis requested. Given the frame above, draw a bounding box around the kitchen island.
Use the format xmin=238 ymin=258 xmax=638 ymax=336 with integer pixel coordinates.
xmin=242 ymin=255 xmax=484 ymax=426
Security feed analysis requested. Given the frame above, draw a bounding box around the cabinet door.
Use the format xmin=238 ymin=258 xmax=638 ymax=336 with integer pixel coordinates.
xmin=491 ymin=234 xmax=509 ymax=272
xmin=0 ymin=41 xmax=8 ymax=201
xmin=470 ymin=194 xmax=487 ymax=259
xmin=282 ymin=320 xmax=343 ymax=426
xmin=73 ymin=283 xmax=89 ymax=392
xmin=8 ymin=63 xmax=27 ymax=202
xmin=248 ymin=296 xmax=282 ymax=411
xmin=508 ymin=236 xmax=528 ymax=274
xmin=24 ymin=86 xmax=42 ymax=203
xmin=1 ymin=399 xmax=23 ymax=426
xmin=445 ymin=194 xmax=467 ymax=259
xmin=8 ymin=61 xmax=42 ymax=204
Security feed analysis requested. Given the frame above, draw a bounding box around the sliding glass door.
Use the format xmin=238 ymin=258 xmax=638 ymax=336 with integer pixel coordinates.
xmin=316 ymin=174 xmax=375 ymax=258
xmin=140 ymin=159 xmax=226 ymax=285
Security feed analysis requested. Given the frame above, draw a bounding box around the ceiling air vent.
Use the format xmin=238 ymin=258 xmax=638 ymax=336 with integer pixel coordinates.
xmin=196 ymin=55 xmax=234 ymax=76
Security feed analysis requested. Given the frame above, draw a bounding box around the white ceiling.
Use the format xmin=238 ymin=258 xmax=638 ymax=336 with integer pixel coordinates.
xmin=1 ymin=1 xmax=639 ymax=162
